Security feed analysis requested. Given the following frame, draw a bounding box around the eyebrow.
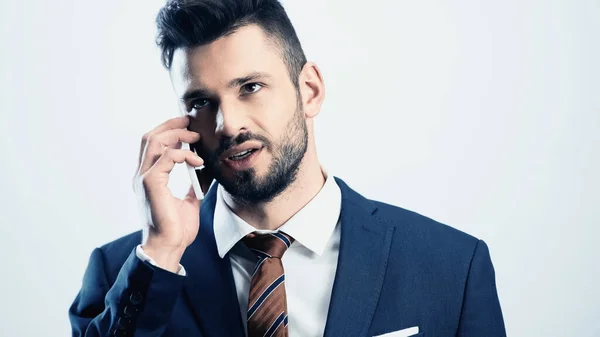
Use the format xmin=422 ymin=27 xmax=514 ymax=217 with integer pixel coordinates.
xmin=227 ymin=72 xmax=271 ymax=89
xmin=180 ymin=72 xmax=272 ymax=103
xmin=181 ymin=88 xmax=211 ymax=103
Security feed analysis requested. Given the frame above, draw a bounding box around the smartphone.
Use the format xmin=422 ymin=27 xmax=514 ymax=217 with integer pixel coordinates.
xmin=181 ymin=142 xmax=206 ymax=200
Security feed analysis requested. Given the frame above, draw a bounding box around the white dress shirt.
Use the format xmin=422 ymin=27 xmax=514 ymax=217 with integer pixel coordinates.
xmin=138 ymin=173 xmax=342 ymax=337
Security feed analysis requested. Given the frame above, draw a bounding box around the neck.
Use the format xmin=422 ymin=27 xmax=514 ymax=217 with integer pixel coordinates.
xmin=222 ymin=147 xmax=325 ymax=230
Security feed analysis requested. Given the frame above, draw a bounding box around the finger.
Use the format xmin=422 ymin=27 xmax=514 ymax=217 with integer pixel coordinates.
xmin=136 ymin=116 xmax=191 ymax=172
xmin=150 ymin=148 xmax=205 ymax=178
xmin=142 ymin=149 xmax=204 ymax=197
xmin=147 ymin=128 xmax=201 ymax=151
xmin=139 ymin=129 xmax=201 ymax=175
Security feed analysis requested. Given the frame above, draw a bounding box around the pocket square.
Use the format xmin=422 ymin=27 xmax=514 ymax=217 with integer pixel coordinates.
xmin=373 ymin=326 xmax=419 ymax=337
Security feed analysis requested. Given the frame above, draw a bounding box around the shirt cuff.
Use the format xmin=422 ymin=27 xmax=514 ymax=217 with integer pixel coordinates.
xmin=135 ymin=244 xmax=187 ymax=276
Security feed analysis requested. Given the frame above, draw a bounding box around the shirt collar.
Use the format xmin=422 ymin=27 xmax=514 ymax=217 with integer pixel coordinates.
xmin=213 ymin=170 xmax=342 ymax=258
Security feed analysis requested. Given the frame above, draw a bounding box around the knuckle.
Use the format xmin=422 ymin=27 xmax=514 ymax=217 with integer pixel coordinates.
xmin=170 ymin=149 xmax=182 ymax=161
xmin=145 ymin=133 xmax=156 ymax=145
xmin=139 ymin=173 xmax=158 ymax=195
xmin=140 ymin=173 xmax=153 ymax=188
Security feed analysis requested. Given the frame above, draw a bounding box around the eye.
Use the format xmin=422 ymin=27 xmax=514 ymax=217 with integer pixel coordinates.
xmin=191 ymin=99 xmax=210 ymax=111
xmin=241 ymin=83 xmax=263 ymax=94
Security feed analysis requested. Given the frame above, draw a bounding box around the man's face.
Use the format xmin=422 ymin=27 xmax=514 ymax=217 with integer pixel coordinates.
xmin=170 ymin=24 xmax=308 ymax=205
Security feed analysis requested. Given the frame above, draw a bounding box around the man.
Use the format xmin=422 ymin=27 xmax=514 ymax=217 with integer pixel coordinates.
xmin=69 ymin=0 xmax=506 ymax=336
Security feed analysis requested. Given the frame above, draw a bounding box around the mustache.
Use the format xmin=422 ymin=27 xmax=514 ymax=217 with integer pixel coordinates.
xmin=214 ymin=132 xmax=272 ymax=158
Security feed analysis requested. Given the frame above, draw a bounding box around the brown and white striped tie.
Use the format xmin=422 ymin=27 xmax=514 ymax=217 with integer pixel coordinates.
xmin=243 ymin=232 xmax=294 ymax=337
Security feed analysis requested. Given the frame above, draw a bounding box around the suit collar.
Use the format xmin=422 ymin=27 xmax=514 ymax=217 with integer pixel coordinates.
xmin=323 ymin=177 xmax=396 ymax=337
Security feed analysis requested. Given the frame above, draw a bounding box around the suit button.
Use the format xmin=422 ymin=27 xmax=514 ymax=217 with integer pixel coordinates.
xmin=113 ymin=329 xmax=128 ymax=336
xmin=129 ymin=292 xmax=143 ymax=305
xmin=123 ymin=306 xmax=139 ymax=318
xmin=117 ymin=317 xmax=131 ymax=330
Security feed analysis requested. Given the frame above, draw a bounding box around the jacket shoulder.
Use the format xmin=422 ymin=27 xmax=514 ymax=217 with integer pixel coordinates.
xmin=95 ymin=230 xmax=143 ymax=280
xmin=334 ymin=176 xmax=480 ymax=252
xmin=371 ymin=199 xmax=480 ymax=250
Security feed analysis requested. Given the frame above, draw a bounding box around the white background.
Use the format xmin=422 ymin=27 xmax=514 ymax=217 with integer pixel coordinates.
xmin=1 ymin=0 xmax=598 ymax=336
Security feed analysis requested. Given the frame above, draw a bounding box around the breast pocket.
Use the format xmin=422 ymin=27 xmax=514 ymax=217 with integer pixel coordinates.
xmin=372 ymin=327 xmax=422 ymax=337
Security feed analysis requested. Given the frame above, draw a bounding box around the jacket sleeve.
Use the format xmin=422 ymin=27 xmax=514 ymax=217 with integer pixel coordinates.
xmin=456 ymin=240 xmax=507 ymax=337
xmin=69 ymin=247 xmax=185 ymax=336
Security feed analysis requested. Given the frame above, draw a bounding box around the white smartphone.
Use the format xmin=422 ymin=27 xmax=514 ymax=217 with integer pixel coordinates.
xmin=181 ymin=142 xmax=205 ymax=200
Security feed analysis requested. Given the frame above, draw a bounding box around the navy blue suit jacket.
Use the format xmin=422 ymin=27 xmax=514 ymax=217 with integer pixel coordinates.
xmin=69 ymin=177 xmax=506 ymax=336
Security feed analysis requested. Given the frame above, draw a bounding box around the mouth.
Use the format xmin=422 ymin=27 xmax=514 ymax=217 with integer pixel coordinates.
xmin=228 ymin=148 xmax=259 ymax=161
xmin=221 ymin=142 xmax=264 ymax=171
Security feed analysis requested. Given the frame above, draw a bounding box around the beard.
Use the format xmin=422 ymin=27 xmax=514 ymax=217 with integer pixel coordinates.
xmin=199 ymin=104 xmax=308 ymax=206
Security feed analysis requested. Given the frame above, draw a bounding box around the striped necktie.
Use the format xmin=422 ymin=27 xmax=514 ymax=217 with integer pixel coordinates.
xmin=243 ymin=232 xmax=294 ymax=337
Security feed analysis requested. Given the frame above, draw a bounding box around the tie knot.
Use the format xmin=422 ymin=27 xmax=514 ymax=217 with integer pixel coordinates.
xmin=243 ymin=232 xmax=294 ymax=259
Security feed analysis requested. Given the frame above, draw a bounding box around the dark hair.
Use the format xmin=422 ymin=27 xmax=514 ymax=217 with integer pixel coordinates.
xmin=156 ymin=0 xmax=307 ymax=88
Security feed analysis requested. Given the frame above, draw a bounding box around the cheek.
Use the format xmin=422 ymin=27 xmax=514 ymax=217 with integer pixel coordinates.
xmin=191 ymin=114 xmax=220 ymax=134
xmin=188 ymin=117 xmax=203 ymax=132
xmin=188 ymin=117 xmax=218 ymax=148
xmin=254 ymin=94 xmax=298 ymax=133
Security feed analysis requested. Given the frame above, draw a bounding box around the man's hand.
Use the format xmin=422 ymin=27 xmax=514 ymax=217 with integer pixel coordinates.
xmin=132 ymin=116 xmax=205 ymax=273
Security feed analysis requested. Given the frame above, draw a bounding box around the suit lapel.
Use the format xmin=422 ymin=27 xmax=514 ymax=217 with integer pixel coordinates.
xmin=178 ymin=177 xmax=394 ymax=337
xmin=180 ymin=184 xmax=245 ymax=337
xmin=323 ymin=178 xmax=396 ymax=337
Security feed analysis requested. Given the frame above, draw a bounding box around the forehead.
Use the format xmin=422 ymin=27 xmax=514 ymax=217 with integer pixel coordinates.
xmin=169 ymin=24 xmax=287 ymax=93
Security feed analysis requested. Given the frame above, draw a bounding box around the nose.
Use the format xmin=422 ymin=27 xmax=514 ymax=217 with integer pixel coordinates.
xmin=214 ymin=101 xmax=247 ymax=137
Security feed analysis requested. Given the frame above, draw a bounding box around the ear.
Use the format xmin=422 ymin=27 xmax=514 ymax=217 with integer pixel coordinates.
xmin=298 ymin=62 xmax=325 ymax=119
